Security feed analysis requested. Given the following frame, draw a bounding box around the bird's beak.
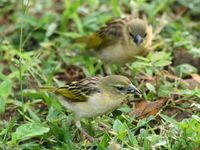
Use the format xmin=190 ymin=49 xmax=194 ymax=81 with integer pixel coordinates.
xmin=134 ymin=34 xmax=143 ymax=46
xmin=127 ymin=84 xmax=141 ymax=95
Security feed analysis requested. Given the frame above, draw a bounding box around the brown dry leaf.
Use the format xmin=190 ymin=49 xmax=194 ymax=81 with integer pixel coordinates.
xmin=129 ymin=97 xmax=169 ymax=120
xmin=186 ymin=72 xmax=200 ymax=84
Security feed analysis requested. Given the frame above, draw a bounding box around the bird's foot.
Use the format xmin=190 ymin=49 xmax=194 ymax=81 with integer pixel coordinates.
xmin=97 ymin=121 xmax=114 ymax=132
xmin=119 ymin=71 xmax=132 ymax=77
xmin=78 ymin=126 xmax=102 ymax=142
xmin=87 ymin=136 xmax=103 ymax=142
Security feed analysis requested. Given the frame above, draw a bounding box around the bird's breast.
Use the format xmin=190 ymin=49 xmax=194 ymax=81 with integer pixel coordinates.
xmin=57 ymin=92 xmax=126 ymax=120
xmin=85 ymin=93 xmax=124 ymax=117
xmin=96 ymin=41 xmax=149 ymax=64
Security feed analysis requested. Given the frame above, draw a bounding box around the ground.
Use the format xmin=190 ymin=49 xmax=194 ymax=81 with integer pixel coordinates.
xmin=0 ymin=0 xmax=200 ymax=149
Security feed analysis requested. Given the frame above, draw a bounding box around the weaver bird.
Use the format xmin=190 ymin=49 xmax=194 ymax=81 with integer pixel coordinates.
xmin=73 ymin=16 xmax=152 ymax=75
xmin=39 ymin=75 xmax=140 ymax=142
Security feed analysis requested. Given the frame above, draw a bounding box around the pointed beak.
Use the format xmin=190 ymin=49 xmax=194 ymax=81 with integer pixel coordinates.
xmin=127 ymin=84 xmax=141 ymax=95
xmin=134 ymin=34 xmax=143 ymax=46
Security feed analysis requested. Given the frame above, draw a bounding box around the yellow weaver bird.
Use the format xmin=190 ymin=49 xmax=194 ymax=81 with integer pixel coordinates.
xmin=73 ymin=16 xmax=152 ymax=75
xmin=39 ymin=75 xmax=140 ymax=142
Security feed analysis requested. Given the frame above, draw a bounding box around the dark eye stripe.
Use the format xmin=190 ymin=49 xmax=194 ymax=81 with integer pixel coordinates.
xmin=116 ymin=86 xmax=125 ymax=91
xmin=129 ymin=32 xmax=134 ymax=38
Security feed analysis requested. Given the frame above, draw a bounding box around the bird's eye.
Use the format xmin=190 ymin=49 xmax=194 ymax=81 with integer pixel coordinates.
xmin=116 ymin=86 xmax=124 ymax=91
xmin=144 ymin=33 xmax=147 ymax=38
xmin=129 ymin=32 xmax=134 ymax=38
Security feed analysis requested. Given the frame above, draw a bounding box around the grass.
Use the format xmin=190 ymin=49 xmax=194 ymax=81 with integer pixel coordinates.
xmin=1 ymin=0 xmax=200 ymax=149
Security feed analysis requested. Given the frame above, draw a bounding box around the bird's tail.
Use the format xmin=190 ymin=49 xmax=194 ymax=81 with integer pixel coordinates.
xmin=38 ymin=87 xmax=56 ymax=92
xmin=72 ymin=36 xmax=90 ymax=43
xmin=72 ymin=35 xmax=102 ymax=49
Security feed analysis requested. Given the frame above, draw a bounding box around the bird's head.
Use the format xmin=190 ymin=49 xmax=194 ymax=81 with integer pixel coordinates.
xmin=100 ymin=75 xmax=141 ymax=98
xmin=125 ymin=19 xmax=150 ymax=46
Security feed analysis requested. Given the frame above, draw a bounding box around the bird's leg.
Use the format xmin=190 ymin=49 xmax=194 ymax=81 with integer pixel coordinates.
xmin=97 ymin=122 xmax=114 ymax=132
xmin=93 ymin=126 xmax=104 ymax=131
xmin=124 ymin=64 xmax=132 ymax=71
xmin=77 ymin=126 xmax=103 ymax=142
xmin=93 ymin=121 xmax=113 ymax=132
xmin=119 ymin=64 xmax=132 ymax=77
xmin=104 ymin=64 xmax=112 ymax=76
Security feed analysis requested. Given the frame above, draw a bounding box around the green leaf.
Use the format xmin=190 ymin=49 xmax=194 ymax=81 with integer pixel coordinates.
xmin=175 ymin=63 xmax=198 ymax=78
xmin=150 ymin=52 xmax=165 ymax=61
xmin=135 ymin=62 xmax=152 ymax=66
xmin=118 ymin=123 xmax=126 ymax=140
xmin=146 ymin=83 xmax=156 ymax=93
xmin=127 ymin=128 xmax=138 ymax=145
xmin=99 ymin=134 xmax=109 ymax=148
xmin=160 ymin=114 xmax=179 ymax=128
xmin=117 ymin=104 xmax=132 ymax=113
xmin=0 ymin=97 xmax=5 ymax=113
xmin=48 ymin=93 xmax=63 ymax=110
xmin=98 ymin=146 xmax=108 ymax=150
xmin=17 ymin=109 xmax=34 ymax=122
xmin=59 ymin=141 xmax=72 ymax=150
xmin=46 ymin=66 xmax=57 ymax=87
xmin=111 ymin=0 xmax=123 ymax=17
xmin=23 ymin=92 xmax=43 ymax=99
xmin=192 ymin=115 xmax=200 ymax=122
xmin=71 ymin=12 xmax=84 ymax=34
xmin=113 ymin=119 xmax=122 ymax=134
xmin=47 ymin=110 xmax=62 ymax=121
xmin=154 ymin=60 xmax=172 ymax=67
xmin=158 ymin=85 xmax=171 ymax=97
xmin=142 ymin=128 xmax=150 ymax=150
xmin=149 ymin=0 xmax=169 ymax=19
xmin=1 ymin=117 xmax=17 ymax=144
xmin=46 ymin=23 xmax=57 ymax=37
xmin=11 ymin=123 xmax=49 ymax=144
xmin=27 ymin=108 xmax=41 ymax=123
xmin=41 ymin=91 xmax=63 ymax=110
xmin=0 ymin=73 xmax=9 ymax=81
xmin=62 ymin=125 xmax=76 ymax=148
xmin=132 ymin=55 xmax=150 ymax=61
xmin=177 ymin=89 xmax=194 ymax=95
xmin=0 ymin=79 xmax=12 ymax=98
xmin=48 ymin=121 xmax=64 ymax=141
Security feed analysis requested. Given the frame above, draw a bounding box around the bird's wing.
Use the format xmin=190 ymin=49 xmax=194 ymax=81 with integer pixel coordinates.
xmin=38 ymin=86 xmax=88 ymax=101
xmin=38 ymin=87 xmax=57 ymax=92
xmin=55 ymin=77 xmax=102 ymax=102
xmin=73 ymin=16 xmax=133 ymax=49
xmin=96 ymin=16 xmax=133 ymax=47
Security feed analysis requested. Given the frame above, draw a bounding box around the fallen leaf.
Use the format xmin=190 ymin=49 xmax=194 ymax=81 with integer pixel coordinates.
xmin=129 ymin=97 xmax=169 ymax=120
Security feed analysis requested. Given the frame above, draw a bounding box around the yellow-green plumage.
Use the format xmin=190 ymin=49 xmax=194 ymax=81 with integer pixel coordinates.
xmin=55 ymin=77 xmax=101 ymax=101
xmin=39 ymin=75 xmax=141 ymax=141
xmin=73 ymin=16 xmax=152 ymax=74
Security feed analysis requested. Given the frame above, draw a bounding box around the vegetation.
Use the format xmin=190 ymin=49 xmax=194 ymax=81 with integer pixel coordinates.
xmin=0 ymin=0 xmax=200 ymax=149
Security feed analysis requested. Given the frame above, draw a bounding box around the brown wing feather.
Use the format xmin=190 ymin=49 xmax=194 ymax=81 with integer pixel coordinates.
xmin=98 ymin=16 xmax=133 ymax=40
xmin=73 ymin=16 xmax=133 ymax=49
xmin=93 ymin=16 xmax=133 ymax=48
xmin=54 ymin=77 xmax=102 ymax=102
